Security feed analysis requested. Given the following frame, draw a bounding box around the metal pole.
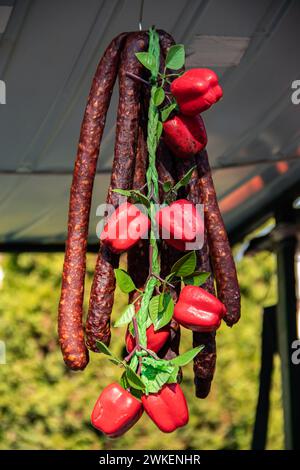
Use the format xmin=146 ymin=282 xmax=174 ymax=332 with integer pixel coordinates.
xmin=275 ymin=205 xmax=300 ymax=449
xmin=251 ymin=305 xmax=277 ymax=450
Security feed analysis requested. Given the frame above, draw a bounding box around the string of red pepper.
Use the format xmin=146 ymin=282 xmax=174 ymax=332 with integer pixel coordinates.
xmin=91 ymin=27 xmax=230 ymax=437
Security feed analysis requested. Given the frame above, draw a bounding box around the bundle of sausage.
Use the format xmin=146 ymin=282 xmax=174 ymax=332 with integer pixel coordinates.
xmin=58 ymin=28 xmax=240 ymax=436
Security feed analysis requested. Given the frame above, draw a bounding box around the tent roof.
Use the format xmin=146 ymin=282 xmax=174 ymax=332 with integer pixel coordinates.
xmin=0 ymin=0 xmax=299 ymax=249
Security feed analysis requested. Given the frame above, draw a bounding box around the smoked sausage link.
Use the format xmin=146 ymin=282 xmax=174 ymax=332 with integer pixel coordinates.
xmin=86 ymin=32 xmax=148 ymax=352
xmin=174 ymin=156 xmax=217 ymax=398
xmin=58 ymin=32 xmax=127 ymax=370
xmin=127 ymin=122 xmax=149 ymax=289
xmin=193 ymin=228 xmax=217 ymax=399
xmin=196 ymin=150 xmax=241 ymax=327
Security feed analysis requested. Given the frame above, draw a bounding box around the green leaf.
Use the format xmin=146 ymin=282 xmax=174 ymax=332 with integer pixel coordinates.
xmin=96 ymin=341 xmax=113 ymax=357
xmin=149 ymin=293 xmax=174 ymax=331
xmin=120 ymin=372 xmax=143 ymax=399
xmin=129 ymin=353 xmax=139 ymax=372
xmin=184 ymin=271 xmax=210 ymax=286
xmin=165 ymin=44 xmax=185 ymax=70
xmin=120 ymin=371 xmax=129 ymax=389
xmin=96 ymin=341 xmax=123 ymax=366
xmin=114 ymin=269 xmax=136 ymax=294
xmin=167 ymin=365 xmax=180 ymax=383
xmin=173 ymin=166 xmax=196 ymax=192
xmin=128 ymin=321 xmax=134 ymax=336
xmin=129 ymin=312 xmax=151 ymax=336
xmin=156 ymin=121 xmax=163 ymax=142
xmin=170 ymin=345 xmax=205 ymax=367
xmin=163 ymin=181 xmax=173 ymax=193
xmin=153 ymin=87 xmax=165 ymax=106
xmin=129 ymin=387 xmax=143 ymax=400
xmin=108 ymin=358 xmax=122 ymax=366
xmin=171 ymin=251 xmax=197 ymax=277
xmin=114 ymin=304 xmax=135 ymax=328
xmin=146 ymin=315 xmax=153 ymax=329
xmin=141 ymin=357 xmax=175 ymax=394
xmin=155 ymin=294 xmax=174 ymax=331
xmin=165 ymin=272 xmax=175 ymax=282
xmin=112 ymin=188 xmax=150 ymax=207
xmin=125 ymin=366 xmax=145 ymax=391
xmin=132 ymin=191 xmax=150 ymax=208
xmin=111 ymin=188 xmax=132 ymax=197
xmin=148 ymin=295 xmax=161 ymax=323
xmin=161 ymin=102 xmax=177 ymax=122
xmin=135 ymin=52 xmax=156 ymax=73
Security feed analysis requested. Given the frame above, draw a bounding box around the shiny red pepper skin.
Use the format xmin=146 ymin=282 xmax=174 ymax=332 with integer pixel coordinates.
xmin=163 ymin=114 xmax=207 ymax=159
xmin=171 ymin=68 xmax=223 ymax=116
xmin=142 ymin=383 xmax=189 ymax=433
xmin=126 ymin=295 xmax=170 ymax=353
xmin=156 ymin=199 xmax=204 ymax=251
xmin=100 ymin=202 xmax=150 ymax=253
xmin=174 ymin=285 xmax=226 ymax=332
xmin=91 ymin=382 xmax=143 ymax=438
xmin=126 ymin=323 xmax=170 ymax=353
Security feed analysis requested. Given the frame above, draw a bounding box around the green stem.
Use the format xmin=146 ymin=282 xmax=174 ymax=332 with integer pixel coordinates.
xmin=131 ymin=28 xmax=161 ymax=355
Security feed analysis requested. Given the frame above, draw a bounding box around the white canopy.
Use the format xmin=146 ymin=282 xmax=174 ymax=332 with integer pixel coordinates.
xmin=0 ymin=0 xmax=299 ymax=248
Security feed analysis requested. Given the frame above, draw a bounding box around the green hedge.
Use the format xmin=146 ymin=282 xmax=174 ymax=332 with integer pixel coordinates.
xmin=0 ymin=247 xmax=283 ymax=449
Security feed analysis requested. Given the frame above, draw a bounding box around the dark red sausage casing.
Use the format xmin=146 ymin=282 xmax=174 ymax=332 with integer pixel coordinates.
xmin=127 ymin=112 xmax=149 ymax=289
xmin=173 ymin=155 xmax=217 ymax=398
xmin=196 ymin=150 xmax=241 ymax=327
xmin=86 ymin=32 xmax=148 ymax=352
xmin=58 ymin=32 xmax=128 ymax=371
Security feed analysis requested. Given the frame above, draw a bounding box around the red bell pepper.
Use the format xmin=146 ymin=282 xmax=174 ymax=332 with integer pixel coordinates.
xmin=126 ymin=323 xmax=170 ymax=354
xmin=142 ymin=383 xmax=189 ymax=433
xmin=156 ymin=199 xmax=204 ymax=251
xmin=91 ymin=382 xmax=143 ymax=438
xmin=100 ymin=202 xmax=150 ymax=253
xmin=126 ymin=294 xmax=170 ymax=353
xmin=171 ymin=68 xmax=223 ymax=116
xmin=174 ymin=285 xmax=226 ymax=332
xmin=163 ymin=114 xmax=207 ymax=159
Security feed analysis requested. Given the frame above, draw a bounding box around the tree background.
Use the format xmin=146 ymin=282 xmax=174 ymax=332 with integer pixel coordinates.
xmin=0 ymin=230 xmax=283 ymax=449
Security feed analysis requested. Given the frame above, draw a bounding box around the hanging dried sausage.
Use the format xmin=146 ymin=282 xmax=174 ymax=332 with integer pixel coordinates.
xmin=58 ymin=32 xmax=127 ymax=370
xmin=196 ymin=150 xmax=241 ymax=327
xmin=86 ymin=32 xmax=148 ymax=352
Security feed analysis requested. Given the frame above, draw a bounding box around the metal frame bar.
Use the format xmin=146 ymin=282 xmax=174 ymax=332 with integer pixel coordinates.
xmin=275 ymin=201 xmax=300 ymax=449
xmin=251 ymin=305 xmax=277 ymax=450
xmin=229 ymin=180 xmax=300 ymax=245
xmin=0 ymin=154 xmax=299 ymax=176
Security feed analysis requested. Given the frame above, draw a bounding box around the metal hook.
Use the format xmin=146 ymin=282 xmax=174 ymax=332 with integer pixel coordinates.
xmin=138 ymin=0 xmax=144 ymax=31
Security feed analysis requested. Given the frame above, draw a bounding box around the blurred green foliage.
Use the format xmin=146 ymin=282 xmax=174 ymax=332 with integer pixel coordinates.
xmin=0 ymin=238 xmax=283 ymax=449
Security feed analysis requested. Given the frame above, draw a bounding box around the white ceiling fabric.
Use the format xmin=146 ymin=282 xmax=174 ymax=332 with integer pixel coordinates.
xmin=0 ymin=0 xmax=299 ymax=245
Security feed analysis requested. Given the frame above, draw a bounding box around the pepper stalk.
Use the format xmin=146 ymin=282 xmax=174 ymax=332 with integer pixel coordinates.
xmin=131 ymin=27 xmax=162 ymax=357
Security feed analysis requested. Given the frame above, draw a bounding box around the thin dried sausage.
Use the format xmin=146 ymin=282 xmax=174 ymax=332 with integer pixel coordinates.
xmin=58 ymin=32 xmax=127 ymax=370
xmin=196 ymin=150 xmax=241 ymax=326
xmin=86 ymin=32 xmax=148 ymax=352
xmin=127 ymin=122 xmax=149 ymax=289
xmin=175 ymin=157 xmax=217 ymax=398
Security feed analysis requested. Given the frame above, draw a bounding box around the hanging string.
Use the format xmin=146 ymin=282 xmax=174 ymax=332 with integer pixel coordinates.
xmin=139 ymin=0 xmax=144 ymax=31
